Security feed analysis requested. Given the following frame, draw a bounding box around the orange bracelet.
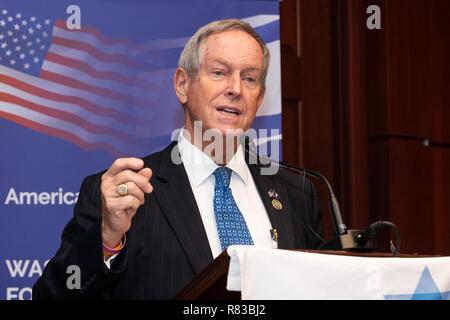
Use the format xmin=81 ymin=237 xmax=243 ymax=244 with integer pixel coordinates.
xmin=103 ymin=234 xmax=126 ymax=256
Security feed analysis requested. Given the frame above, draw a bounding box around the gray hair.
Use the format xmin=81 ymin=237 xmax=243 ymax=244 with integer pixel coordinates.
xmin=178 ymin=19 xmax=270 ymax=87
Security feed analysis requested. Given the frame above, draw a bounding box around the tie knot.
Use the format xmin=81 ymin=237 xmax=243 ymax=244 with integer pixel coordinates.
xmin=213 ymin=166 xmax=232 ymax=188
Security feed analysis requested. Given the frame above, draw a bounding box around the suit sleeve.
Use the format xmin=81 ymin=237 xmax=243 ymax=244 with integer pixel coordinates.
xmin=32 ymin=173 xmax=127 ymax=299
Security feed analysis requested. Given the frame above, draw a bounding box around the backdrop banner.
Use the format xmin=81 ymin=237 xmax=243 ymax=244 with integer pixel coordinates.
xmin=0 ymin=0 xmax=281 ymax=300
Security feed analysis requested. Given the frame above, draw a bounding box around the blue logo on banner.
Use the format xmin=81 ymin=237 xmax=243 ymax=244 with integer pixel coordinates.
xmin=384 ymin=267 xmax=450 ymax=300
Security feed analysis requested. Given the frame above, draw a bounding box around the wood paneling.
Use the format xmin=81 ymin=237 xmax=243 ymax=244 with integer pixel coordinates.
xmin=281 ymin=0 xmax=338 ymax=240
xmin=280 ymin=0 xmax=302 ymax=166
xmin=364 ymin=0 xmax=450 ymax=254
xmin=368 ymin=0 xmax=450 ymax=143
xmin=280 ymin=0 xmax=450 ymax=254
xmin=369 ymin=139 xmax=450 ymax=255
xmin=332 ymin=0 xmax=371 ymax=230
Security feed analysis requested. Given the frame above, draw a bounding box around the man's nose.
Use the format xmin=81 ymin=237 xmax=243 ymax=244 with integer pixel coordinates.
xmin=225 ymin=73 xmax=242 ymax=98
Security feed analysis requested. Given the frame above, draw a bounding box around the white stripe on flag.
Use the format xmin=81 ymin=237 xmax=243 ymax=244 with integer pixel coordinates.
xmin=0 ymin=101 xmax=143 ymax=152
xmin=0 ymin=65 xmax=150 ymax=119
xmin=52 ymin=25 xmax=153 ymax=61
xmin=132 ymin=14 xmax=280 ymax=52
xmin=0 ymin=82 xmax=139 ymax=136
xmin=241 ymin=14 xmax=279 ymax=28
xmin=47 ymin=44 xmax=146 ymax=81
xmin=41 ymin=60 xmax=157 ymax=101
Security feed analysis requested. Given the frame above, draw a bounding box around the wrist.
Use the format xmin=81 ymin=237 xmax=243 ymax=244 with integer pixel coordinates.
xmin=101 ymin=221 xmax=124 ymax=248
xmin=103 ymin=233 xmax=126 ymax=256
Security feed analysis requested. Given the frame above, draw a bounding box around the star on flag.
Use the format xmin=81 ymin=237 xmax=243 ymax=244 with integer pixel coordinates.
xmin=384 ymin=266 xmax=450 ymax=300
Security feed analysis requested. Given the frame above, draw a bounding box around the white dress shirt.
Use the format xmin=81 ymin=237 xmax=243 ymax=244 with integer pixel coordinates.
xmin=178 ymin=130 xmax=275 ymax=258
xmin=105 ymin=130 xmax=276 ymax=267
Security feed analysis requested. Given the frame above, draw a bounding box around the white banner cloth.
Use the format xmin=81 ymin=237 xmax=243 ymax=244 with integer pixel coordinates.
xmin=226 ymin=245 xmax=450 ymax=300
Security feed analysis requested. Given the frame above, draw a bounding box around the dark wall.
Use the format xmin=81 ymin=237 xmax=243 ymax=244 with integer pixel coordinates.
xmin=280 ymin=0 xmax=450 ymax=255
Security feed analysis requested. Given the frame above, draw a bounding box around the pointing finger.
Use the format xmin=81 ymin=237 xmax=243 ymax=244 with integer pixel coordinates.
xmin=104 ymin=158 xmax=144 ymax=178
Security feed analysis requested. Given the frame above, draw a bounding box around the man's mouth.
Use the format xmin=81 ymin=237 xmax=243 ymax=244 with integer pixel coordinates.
xmin=216 ymin=106 xmax=241 ymax=116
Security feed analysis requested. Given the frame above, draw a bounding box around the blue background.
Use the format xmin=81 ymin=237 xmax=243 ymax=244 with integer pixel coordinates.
xmin=0 ymin=0 xmax=279 ymax=299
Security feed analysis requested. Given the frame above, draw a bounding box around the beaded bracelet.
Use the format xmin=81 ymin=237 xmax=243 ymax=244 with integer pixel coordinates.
xmin=103 ymin=234 xmax=126 ymax=256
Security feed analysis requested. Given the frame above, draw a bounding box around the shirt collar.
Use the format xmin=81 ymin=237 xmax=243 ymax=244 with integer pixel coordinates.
xmin=177 ymin=128 xmax=249 ymax=187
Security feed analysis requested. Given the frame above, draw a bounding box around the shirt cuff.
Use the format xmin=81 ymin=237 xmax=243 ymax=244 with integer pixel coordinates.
xmin=104 ymin=252 xmax=119 ymax=269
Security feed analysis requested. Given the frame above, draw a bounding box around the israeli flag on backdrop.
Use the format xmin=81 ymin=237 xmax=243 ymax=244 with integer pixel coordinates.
xmin=0 ymin=0 xmax=280 ymax=300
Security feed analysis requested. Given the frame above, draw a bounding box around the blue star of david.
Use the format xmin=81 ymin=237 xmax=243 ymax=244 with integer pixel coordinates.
xmin=384 ymin=266 xmax=450 ymax=300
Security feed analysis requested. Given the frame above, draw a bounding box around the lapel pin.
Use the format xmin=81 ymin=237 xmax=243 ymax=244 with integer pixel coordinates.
xmin=268 ymin=189 xmax=282 ymax=211
xmin=270 ymin=228 xmax=278 ymax=243
xmin=268 ymin=189 xmax=279 ymax=199
xmin=271 ymin=198 xmax=283 ymax=211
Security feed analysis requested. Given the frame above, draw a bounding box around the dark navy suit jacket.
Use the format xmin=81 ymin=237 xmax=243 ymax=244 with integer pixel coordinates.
xmin=32 ymin=142 xmax=323 ymax=299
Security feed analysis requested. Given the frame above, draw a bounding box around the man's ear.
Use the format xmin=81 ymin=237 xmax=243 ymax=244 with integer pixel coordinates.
xmin=174 ymin=67 xmax=190 ymax=105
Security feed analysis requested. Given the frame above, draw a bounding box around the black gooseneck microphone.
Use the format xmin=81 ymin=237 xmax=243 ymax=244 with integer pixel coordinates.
xmin=239 ymin=134 xmax=401 ymax=256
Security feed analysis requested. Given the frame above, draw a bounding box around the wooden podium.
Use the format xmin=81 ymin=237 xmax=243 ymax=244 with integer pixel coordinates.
xmin=174 ymin=249 xmax=240 ymax=300
xmin=173 ymin=249 xmax=439 ymax=300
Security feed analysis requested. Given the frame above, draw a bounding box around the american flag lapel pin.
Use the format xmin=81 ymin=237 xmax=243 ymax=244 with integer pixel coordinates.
xmin=268 ymin=189 xmax=282 ymax=211
xmin=267 ymin=188 xmax=278 ymax=198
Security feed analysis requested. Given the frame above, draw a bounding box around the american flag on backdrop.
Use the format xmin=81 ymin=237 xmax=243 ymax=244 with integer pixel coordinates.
xmin=0 ymin=8 xmax=166 ymax=156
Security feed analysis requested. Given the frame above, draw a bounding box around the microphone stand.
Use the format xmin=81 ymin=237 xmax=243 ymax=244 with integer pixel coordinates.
xmin=241 ymin=135 xmax=401 ymax=256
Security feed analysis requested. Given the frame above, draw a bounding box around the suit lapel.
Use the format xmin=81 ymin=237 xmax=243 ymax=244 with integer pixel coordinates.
xmin=144 ymin=142 xmax=298 ymax=273
xmin=150 ymin=143 xmax=213 ymax=274
xmin=249 ymin=164 xmax=296 ymax=249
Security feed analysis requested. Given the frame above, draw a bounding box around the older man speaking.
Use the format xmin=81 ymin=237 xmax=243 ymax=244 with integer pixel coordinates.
xmin=33 ymin=19 xmax=323 ymax=300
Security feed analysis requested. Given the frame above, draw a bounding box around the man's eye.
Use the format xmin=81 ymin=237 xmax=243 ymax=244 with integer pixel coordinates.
xmin=213 ymin=71 xmax=224 ymax=76
xmin=244 ymin=77 xmax=256 ymax=83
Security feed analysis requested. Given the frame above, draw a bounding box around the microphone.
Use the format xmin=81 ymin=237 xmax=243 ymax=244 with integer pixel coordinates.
xmin=239 ymin=134 xmax=401 ymax=255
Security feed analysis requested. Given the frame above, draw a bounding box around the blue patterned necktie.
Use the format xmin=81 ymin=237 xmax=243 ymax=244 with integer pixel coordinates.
xmin=213 ymin=166 xmax=254 ymax=251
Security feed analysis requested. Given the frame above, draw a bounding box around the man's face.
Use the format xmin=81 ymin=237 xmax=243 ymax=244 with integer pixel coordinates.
xmin=180 ymin=29 xmax=265 ymax=137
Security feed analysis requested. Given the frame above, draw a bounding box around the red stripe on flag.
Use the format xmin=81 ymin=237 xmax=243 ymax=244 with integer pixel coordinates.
xmin=0 ymin=92 xmax=146 ymax=144
xmin=40 ymin=69 xmax=153 ymax=109
xmin=51 ymin=36 xmax=154 ymax=70
xmin=0 ymin=74 xmax=149 ymax=127
xmin=54 ymin=19 xmax=137 ymax=48
xmin=0 ymin=110 xmax=125 ymax=157
xmin=45 ymin=52 xmax=134 ymax=86
xmin=44 ymin=51 xmax=159 ymax=91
